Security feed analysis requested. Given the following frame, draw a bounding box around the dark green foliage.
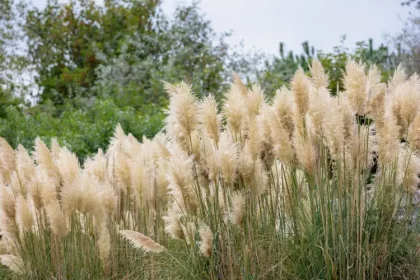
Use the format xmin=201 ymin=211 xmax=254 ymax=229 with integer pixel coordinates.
xmin=0 ymin=100 xmax=164 ymax=159
xmin=257 ymin=37 xmax=397 ymax=96
xmin=24 ymin=0 xmax=162 ymax=104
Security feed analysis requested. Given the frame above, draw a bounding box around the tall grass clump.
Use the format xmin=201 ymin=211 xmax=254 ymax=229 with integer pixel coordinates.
xmin=1 ymin=60 xmax=420 ymax=279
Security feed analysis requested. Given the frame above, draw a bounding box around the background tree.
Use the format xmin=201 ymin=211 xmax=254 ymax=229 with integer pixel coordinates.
xmin=257 ymin=37 xmax=397 ymax=96
xmin=23 ymin=0 xmax=162 ymax=105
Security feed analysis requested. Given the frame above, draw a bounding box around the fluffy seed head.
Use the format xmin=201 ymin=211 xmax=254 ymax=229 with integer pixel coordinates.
xmin=310 ymin=59 xmax=329 ymax=89
xmin=162 ymin=205 xmax=184 ymax=240
xmin=0 ymin=255 xmax=23 ymax=274
xmin=230 ymin=192 xmax=245 ymax=228
xmin=199 ymin=94 xmax=221 ymax=144
xmin=343 ymin=60 xmax=367 ymax=115
xmin=198 ymin=224 xmax=213 ymax=257
xmin=97 ymin=223 xmax=111 ymax=267
xmin=15 ymin=196 xmax=33 ymax=233
xmin=0 ymin=138 xmax=16 ymax=185
xmin=45 ymin=200 xmax=69 ymax=237
xmin=119 ymin=230 xmax=165 ymax=253
xmin=223 ymin=82 xmax=246 ymax=136
xmin=291 ymin=68 xmax=310 ymax=119
xmin=217 ymin=132 xmax=239 ymax=185
xmin=164 ymin=82 xmax=199 ymax=152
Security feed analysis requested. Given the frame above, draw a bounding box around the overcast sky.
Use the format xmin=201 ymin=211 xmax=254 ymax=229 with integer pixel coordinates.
xmin=33 ymin=0 xmax=413 ymax=55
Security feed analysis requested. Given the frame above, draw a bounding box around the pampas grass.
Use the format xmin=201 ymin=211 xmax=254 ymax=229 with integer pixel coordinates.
xmin=119 ymin=230 xmax=165 ymax=253
xmin=1 ymin=60 xmax=420 ymax=279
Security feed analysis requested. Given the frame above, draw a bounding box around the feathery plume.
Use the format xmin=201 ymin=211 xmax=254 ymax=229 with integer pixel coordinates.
xmin=233 ymin=72 xmax=248 ymax=96
xmin=57 ymin=147 xmax=80 ymax=187
xmin=396 ymin=147 xmax=420 ymax=193
xmin=291 ymin=68 xmax=310 ymax=119
xmin=34 ymin=138 xmax=60 ymax=187
xmin=119 ymin=230 xmax=165 ymax=253
xmin=15 ymin=145 xmax=39 ymax=207
xmin=238 ymin=143 xmax=255 ymax=183
xmin=247 ymin=117 xmax=263 ymax=160
xmin=84 ymin=149 xmax=107 ymax=182
xmin=97 ymin=223 xmax=111 ymax=267
xmin=393 ymin=74 xmax=420 ymax=134
xmin=0 ymin=138 xmax=16 ymax=185
xmin=0 ymin=184 xmax=16 ymax=220
xmin=230 ymin=192 xmax=245 ymax=228
xmin=113 ymin=147 xmax=132 ymax=192
xmin=293 ymin=130 xmax=316 ymax=175
xmin=388 ymin=65 xmax=407 ymax=95
xmin=377 ymin=111 xmax=400 ymax=164
xmin=409 ymin=113 xmax=420 ymax=151
xmin=201 ymin=136 xmax=218 ymax=183
xmin=10 ymin=172 xmax=23 ymax=197
xmin=273 ymin=87 xmax=294 ymax=137
xmin=164 ymin=82 xmax=199 ymax=152
xmin=246 ymin=84 xmax=265 ymax=117
xmin=0 ymin=255 xmax=23 ymax=274
xmin=251 ymin=158 xmax=269 ymax=195
xmin=199 ymin=94 xmax=221 ymax=144
xmin=323 ymin=97 xmax=345 ymax=160
xmin=366 ymin=85 xmax=386 ymax=128
xmin=166 ymin=145 xmax=195 ymax=194
xmin=60 ymin=177 xmax=83 ymax=215
xmin=308 ymin=87 xmax=331 ymax=134
xmin=268 ymin=106 xmax=294 ymax=164
xmin=217 ymin=132 xmax=238 ymax=185
xmin=343 ymin=60 xmax=367 ymax=115
xmin=198 ymin=224 xmax=213 ymax=257
xmin=162 ymin=204 xmax=184 ymax=240
xmin=310 ymin=59 xmax=329 ymax=89
xmin=223 ymin=82 xmax=246 ymax=136
xmin=45 ymin=200 xmax=68 ymax=237
xmin=15 ymin=195 xmax=33 ymax=233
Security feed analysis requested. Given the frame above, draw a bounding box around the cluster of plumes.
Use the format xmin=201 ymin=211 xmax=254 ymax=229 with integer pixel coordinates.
xmin=0 ymin=130 xmax=170 ymax=273
xmin=161 ymin=60 xmax=420 ymax=249
xmin=0 ymin=60 xmax=420 ymax=274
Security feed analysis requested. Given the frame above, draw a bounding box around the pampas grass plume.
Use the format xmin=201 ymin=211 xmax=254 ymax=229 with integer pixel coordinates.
xmin=162 ymin=205 xmax=184 ymax=240
xmin=119 ymin=230 xmax=165 ymax=253
xmin=230 ymin=192 xmax=245 ymax=228
xmin=310 ymin=59 xmax=329 ymax=89
xmin=45 ymin=200 xmax=69 ymax=237
xmin=343 ymin=60 xmax=367 ymax=115
xmin=291 ymin=68 xmax=310 ymax=119
xmin=199 ymin=224 xmax=213 ymax=257
xmin=217 ymin=131 xmax=238 ymax=185
xmin=223 ymin=82 xmax=245 ymax=136
xmin=97 ymin=223 xmax=111 ymax=267
xmin=164 ymin=82 xmax=199 ymax=151
xmin=0 ymin=255 xmax=24 ymax=274
xmin=199 ymin=94 xmax=221 ymax=144
xmin=15 ymin=195 xmax=33 ymax=233
xmin=0 ymin=138 xmax=16 ymax=185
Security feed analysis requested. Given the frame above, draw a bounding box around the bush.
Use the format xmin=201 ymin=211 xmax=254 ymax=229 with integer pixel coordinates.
xmin=0 ymin=99 xmax=164 ymax=159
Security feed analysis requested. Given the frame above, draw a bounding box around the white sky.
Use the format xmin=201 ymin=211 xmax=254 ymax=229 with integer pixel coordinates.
xmin=33 ymin=0 xmax=414 ymax=55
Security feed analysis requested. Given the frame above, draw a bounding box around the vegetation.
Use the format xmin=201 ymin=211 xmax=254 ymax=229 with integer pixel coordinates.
xmin=1 ymin=61 xmax=420 ymax=279
xmin=1 ymin=0 xmax=420 ymax=278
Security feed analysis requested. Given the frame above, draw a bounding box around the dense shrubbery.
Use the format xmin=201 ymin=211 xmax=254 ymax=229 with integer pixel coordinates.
xmin=0 ymin=100 xmax=164 ymax=159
